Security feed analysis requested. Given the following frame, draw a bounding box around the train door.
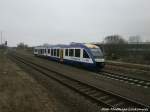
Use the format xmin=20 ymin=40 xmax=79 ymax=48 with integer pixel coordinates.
xmin=60 ymin=49 xmax=64 ymax=62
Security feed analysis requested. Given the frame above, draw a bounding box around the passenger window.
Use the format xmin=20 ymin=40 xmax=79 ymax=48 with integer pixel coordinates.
xmin=51 ymin=49 xmax=54 ymax=56
xmin=57 ymin=49 xmax=59 ymax=57
xmin=69 ymin=49 xmax=74 ymax=56
xmin=54 ymin=49 xmax=56 ymax=56
xmin=45 ymin=49 xmax=46 ymax=53
xmin=65 ymin=49 xmax=68 ymax=56
xmin=83 ymin=50 xmax=89 ymax=58
xmin=75 ymin=49 xmax=80 ymax=57
xmin=48 ymin=49 xmax=50 ymax=54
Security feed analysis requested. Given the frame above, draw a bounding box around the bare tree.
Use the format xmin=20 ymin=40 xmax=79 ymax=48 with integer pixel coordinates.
xmin=43 ymin=43 xmax=49 ymax=47
xmin=104 ymin=35 xmax=126 ymax=44
xmin=17 ymin=42 xmax=28 ymax=49
xmin=103 ymin=35 xmax=127 ymax=60
xmin=128 ymin=35 xmax=142 ymax=44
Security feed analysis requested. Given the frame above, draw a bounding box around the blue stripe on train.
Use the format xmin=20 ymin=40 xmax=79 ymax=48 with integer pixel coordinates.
xmin=46 ymin=56 xmax=97 ymax=69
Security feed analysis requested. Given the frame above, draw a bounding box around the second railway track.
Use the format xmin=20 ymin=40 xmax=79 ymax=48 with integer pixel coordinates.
xmin=9 ymin=52 xmax=149 ymax=110
xmin=99 ymin=70 xmax=150 ymax=88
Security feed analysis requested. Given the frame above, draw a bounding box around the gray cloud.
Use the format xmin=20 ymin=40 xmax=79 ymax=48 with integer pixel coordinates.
xmin=0 ymin=0 xmax=150 ymax=46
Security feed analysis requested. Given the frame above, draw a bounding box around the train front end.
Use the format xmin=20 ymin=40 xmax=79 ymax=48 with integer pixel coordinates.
xmin=90 ymin=48 xmax=105 ymax=68
xmin=85 ymin=44 xmax=105 ymax=68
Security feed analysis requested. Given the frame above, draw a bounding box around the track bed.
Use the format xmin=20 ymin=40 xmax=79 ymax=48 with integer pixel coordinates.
xmin=8 ymin=50 xmax=149 ymax=111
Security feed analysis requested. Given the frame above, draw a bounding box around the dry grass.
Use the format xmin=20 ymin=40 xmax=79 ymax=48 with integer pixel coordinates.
xmin=0 ymin=49 xmax=55 ymax=112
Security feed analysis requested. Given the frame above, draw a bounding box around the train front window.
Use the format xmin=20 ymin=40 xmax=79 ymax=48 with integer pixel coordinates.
xmin=90 ymin=48 xmax=103 ymax=58
xmin=83 ymin=50 xmax=89 ymax=58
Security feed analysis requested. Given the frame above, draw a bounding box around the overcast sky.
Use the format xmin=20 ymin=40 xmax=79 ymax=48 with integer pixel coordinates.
xmin=0 ymin=0 xmax=150 ymax=46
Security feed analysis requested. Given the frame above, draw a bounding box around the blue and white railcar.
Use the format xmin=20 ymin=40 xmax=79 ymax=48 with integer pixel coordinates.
xmin=34 ymin=43 xmax=105 ymax=69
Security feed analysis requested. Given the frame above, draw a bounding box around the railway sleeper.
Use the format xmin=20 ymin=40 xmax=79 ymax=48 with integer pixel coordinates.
xmin=85 ymin=90 xmax=98 ymax=95
xmin=91 ymin=93 xmax=104 ymax=98
xmin=74 ymin=83 xmax=87 ymax=88
xmin=98 ymin=95 xmax=110 ymax=100
xmin=81 ymin=88 xmax=93 ymax=93
xmin=103 ymin=98 xmax=117 ymax=104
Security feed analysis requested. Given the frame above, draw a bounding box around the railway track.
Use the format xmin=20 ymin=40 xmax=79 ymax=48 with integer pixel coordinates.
xmin=105 ymin=64 xmax=150 ymax=76
xmin=106 ymin=61 xmax=150 ymax=72
xmin=99 ymin=70 xmax=150 ymax=88
xmin=9 ymin=52 xmax=149 ymax=110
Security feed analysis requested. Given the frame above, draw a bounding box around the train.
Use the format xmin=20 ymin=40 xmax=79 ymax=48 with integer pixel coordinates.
xmin=34 ymin=43 xmax=105 ymax=69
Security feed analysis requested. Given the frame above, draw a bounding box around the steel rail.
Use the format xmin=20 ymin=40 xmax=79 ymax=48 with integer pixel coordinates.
xmin=100 ymin=70 xmax=150 ymax=88
xmin=106 ymin=61 xmax=150 ymax=71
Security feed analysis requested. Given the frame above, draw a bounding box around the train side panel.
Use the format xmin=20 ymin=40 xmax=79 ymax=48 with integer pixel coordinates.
xmin=34 ymin=43 xmax=105 ymax=69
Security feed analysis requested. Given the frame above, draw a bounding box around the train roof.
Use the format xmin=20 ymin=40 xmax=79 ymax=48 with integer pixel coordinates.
xmin=34 ymin=43 xmax=99 ymax=49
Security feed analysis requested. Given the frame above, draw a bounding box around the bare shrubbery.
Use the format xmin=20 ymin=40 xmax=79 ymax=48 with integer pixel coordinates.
xmin=98 ymin=35 xmax=150 ymax=64
xmin=17 ymin=42 xmax=28 ymax=49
